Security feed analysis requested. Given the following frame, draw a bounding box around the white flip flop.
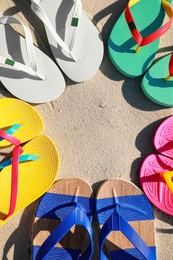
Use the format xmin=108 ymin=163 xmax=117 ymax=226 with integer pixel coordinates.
xmin=0 ymin=15 xmax=66 ymax=103
xmin=31 ymin=0 xmax=104 ymax=82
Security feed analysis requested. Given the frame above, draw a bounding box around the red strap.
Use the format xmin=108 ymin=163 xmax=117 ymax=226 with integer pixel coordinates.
xmin=125 ymin=0 xmax=173 ymax=47
xmin=168 ymin=53 xmax=173 ymax=77
xmin=3 ymin=146 xmax=24 ymax=221
xmin=0 ymin=130 xmax=21 ymax=146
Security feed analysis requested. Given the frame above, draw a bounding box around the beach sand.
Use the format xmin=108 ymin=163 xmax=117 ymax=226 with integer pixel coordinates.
xmin=0 ymin=0 xmax=173 ymax=259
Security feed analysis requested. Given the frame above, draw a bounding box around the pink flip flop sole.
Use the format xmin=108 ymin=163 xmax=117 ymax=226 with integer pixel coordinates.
xmin=154 ymin=116 xmax=173 ymax=159
xmin=140 ymin=154 xmax=173 ymax=216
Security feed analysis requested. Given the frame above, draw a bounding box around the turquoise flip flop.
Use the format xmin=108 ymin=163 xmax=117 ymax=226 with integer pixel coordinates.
xmin=108 ymin=0 xmax=173 ymax=77
xmin=142 ymin=53 xmax=173 ymax=107
xmin=32 ymin=178 xmax=94 ymax=260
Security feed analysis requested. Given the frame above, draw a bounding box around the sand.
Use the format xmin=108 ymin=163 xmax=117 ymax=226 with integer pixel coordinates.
xmin=0 ymin=0 xmax=173 ymax=259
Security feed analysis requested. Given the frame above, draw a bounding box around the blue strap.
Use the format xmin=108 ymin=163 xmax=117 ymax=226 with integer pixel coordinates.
xmin=0 ymin=124 xmax=22 ymax=141
xmin=0 ymin=154 xmax=39 ymax=169
xmin=99 ymin=203 xmax=155 ymax=260
xmin=36 ymin=203 xmax=93 ymax=260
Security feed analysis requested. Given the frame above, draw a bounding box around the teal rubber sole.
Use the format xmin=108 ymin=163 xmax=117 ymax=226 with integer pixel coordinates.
xmin=141 ymin=54 xmax=173 ymax=107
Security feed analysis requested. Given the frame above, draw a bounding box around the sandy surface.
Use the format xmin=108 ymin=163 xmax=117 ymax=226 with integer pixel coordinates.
xmin=0 ymin=0 xmax=173 ymax=259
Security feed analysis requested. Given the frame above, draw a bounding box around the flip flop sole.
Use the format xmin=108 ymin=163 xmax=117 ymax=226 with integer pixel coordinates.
xmin=0 ymin=98 xmax=44 ymax=147
xmin=0 ymin=134 xmax=60 ymax=226
xmin=142 ymin=54 xmax=173 ymax=107
xmin=140 ymin=154 xmax=173 ymax=215
xmin=108 ymin=0 xmax=170 ymax=77
xmin=153 ymin=116 xmax=173 ymax=158
xmin=32 ymin=178 xmax=94 ymax=260
xmin=96 ymin=179 xmax=156 ymax=259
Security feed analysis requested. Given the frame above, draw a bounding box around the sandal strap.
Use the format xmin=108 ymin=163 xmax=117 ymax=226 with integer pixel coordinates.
xmin=167 ymin=53 xmax=173 ymax=79
xmin=2 ymin=150 xmax=39 ymax=221
xmin=99 ymin=204 xmax=155 ymax=260
xmin=125 ymin=0 xmax=173 ymax=49
xmin=36 ymin=202 xmax=93 ymax=260
xmin=3 ymin=146 xmax=23 ymax=220
xmin=0 ymin=15 xmax=44 ymax=79
xmin=0 ymin=128 xmax=21 ymax=146
xmin=0 ymin=154 xmax=38 ymax=170
xmin=0 ymin=124 xmax=21 ymax=142
xmin=31 ymin=0 xmax=82 ymax=61
xmin=160 ymin=170 xmax=173 ymax=193
xmin=0 ymin=124 xmax=38 ymax=221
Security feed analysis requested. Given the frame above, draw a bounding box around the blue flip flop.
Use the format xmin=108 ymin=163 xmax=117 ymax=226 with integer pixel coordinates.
xmin=32 ymin=178 xmax=94 ymax=260
xmin=96 ymin=179 xmax=156 ymax=259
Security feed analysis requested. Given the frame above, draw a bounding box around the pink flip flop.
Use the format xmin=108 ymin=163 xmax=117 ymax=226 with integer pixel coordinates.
xmin=140 ymin=154 xmax=173 ymax=216
xmin=153 ymin=116 xmax=173 ymax=159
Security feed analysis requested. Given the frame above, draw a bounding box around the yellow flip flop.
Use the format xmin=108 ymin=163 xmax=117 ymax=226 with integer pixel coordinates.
xmin=0 ymin=134 xmax=60 ymax=226
xmin=0 ymin=98 xmax=44 ymax=147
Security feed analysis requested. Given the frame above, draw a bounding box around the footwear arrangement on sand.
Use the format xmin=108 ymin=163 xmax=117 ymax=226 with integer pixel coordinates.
xmin=0 ymin=98 xmax=60 ymax=226
xmin=140 ymin=116 xmax=173 ymax=216
xmin=0 ymin=0 xmax=172 ymax=259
